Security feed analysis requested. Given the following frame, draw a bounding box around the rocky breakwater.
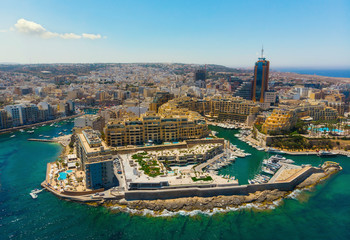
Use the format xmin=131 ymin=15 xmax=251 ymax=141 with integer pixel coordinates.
xmin=107 ymin=161 xmax=342 ymax=214
xmin=296 ymin=161 xmax=342 ymax=189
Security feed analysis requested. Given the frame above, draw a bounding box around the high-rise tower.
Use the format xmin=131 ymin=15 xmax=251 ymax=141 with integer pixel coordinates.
xmin=252 ymin=47 xmax=270 ymax=102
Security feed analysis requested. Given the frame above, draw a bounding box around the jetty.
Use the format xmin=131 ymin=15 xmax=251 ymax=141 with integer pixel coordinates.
xmin=28 ymin=138 xmax=55 ymax=143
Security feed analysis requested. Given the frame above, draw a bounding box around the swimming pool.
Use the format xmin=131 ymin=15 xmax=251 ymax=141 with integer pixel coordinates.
xmin=308 ymin=127 xmax=344 ymax=133
xmin=58 ymin=172 xmax=68 ymax=180
xmin=57 ymin=170 xmax=73 ymax=180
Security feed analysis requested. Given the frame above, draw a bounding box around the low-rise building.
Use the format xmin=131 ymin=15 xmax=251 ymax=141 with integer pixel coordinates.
xmin=75 ymin=115 xmax=105 ymax=132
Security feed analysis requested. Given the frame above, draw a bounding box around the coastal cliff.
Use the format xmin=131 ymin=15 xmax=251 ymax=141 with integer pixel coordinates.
xmin=106 ymin=162 xmax=342 ymax=214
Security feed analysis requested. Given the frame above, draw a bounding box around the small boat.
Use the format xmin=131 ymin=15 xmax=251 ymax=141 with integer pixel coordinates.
xmin=317 ymin=151 xmax=337 ymax=157
xmin=30 ymin=192 xmax=38 ymax=199
xmin=19 ymin=129 xmax=24 ymax=132
xmin=10 ymin=135 xmax=15 ymax=138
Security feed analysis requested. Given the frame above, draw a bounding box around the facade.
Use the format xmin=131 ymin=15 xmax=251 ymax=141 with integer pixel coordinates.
xmin=4 ymin=105 xmax=23 ymax=127
xmin=75 ymin=115 xmax=105 ymax=132
xmin=105 ymin=111 xmax=209 ymax=147
xmin=76 ymin=129 xmax=116 ymax=190
xmin=169 ymin=96 xmax=260 ymax=123
xmin=149 ymin=92 xmax=174 ymax=113
xmin=294 ymin=103 xmax=338 ymax=121
xmin=233 ymin=81 xmax=252 ymax=100
xmin=264 ymin=91 xmax=278 ymax=105
xmin=262 ymin=109 xmax=297 ymax=134
xmin=252 ymin=52 xmax=270 ymax=103
xmin=0 ymin=110 xmax=11 ymax=129
xmin=194 ymin=69 xmax=206 ymax=88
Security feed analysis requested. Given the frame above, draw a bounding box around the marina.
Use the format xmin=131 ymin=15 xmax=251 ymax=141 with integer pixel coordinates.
xmin=1 ymin=119 xmax=349 ymax=239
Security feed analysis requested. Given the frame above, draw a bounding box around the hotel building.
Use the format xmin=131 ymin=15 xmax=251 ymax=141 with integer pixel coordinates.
xmin=104 ymin=108 xmax=209 ymax=147
xmin=168 ymin=96 xmax=260 ymax=123
xmin=76 ymin=128 xmax=116 ymax=190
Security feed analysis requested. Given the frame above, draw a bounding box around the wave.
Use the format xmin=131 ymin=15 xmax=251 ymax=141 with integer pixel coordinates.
xmin=109 ymin=199 xmax=285 ymax=217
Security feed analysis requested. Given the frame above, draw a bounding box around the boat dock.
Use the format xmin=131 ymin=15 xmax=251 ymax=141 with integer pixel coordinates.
xmin=28 ymin=138 xmax=55 ymax=143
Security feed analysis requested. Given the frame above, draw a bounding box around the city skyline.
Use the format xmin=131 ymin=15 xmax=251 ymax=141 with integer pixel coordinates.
xmin=0 ymin=0 xmax=349 ymax=68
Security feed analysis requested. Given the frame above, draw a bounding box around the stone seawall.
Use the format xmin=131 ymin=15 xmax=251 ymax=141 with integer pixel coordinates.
xmin=125 ymin=167 xmax=322 ymax=200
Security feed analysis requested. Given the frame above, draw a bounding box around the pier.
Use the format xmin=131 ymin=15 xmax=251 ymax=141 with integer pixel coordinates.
xmin=28 ymin=138 xmax=55 ymax=143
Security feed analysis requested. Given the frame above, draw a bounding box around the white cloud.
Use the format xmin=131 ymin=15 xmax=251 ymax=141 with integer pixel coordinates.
xmin=61 ymin=33 xmax=82 ymax=39
xmin=0 ymin=29 xmax=8 ymax=33
xmin=14 ymin=18 xmax=104 ymax=40
xmin=82 ymin=33 xmax=101 ymax=40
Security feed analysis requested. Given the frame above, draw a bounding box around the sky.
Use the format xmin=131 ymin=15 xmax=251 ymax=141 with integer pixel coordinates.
xmin=0 ymin=0 xmax=349 ymax=68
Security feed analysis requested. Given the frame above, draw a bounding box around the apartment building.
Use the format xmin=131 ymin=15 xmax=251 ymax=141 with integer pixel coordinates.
xmin=104 ymin=110 xmax=209 ymax=147
xmin=76 ymin=128 xmax=116 ymax=190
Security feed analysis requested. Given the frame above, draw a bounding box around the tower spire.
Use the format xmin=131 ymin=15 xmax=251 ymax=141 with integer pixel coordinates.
xmin=261 ymin=45 xmax=264 ymax=58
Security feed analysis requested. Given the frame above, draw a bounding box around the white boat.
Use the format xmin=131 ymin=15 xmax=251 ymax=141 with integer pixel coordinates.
xmin=267 ymin=148 xmax=286 ymax=154
xmin=31 ymin=188 xmax=43 ymax=194
xmin=19 ymin=129 xmax=24 ymax=132
xmin=30 ymin=192 xmax=38 ymax=199
xmin=257 ymin=147 xmax=265 ymax=151
xmin=317 ymin=151 xmax=337 ymax=157
xmin=10 ymin=135 xmax=15 ymax=138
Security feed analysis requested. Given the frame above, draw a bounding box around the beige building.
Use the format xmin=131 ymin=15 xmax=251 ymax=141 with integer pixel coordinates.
xmin=75 ymin=128 xmax=116 ymax=190
xmin=165 ymin=96 xmax=260 ymax=123
xmin=105 ymin=109 xmax=209 ymax=147
xmin=262 ymin=109 xmax=297 ymax=134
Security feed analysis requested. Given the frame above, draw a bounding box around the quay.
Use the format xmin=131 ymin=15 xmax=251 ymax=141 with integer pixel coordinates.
xmin=0 ymin=112 xmax=84 ymax=135
xmin=28 ymin=138 xmax=55 ymax=143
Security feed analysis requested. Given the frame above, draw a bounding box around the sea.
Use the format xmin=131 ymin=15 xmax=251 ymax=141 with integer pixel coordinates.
xmin=276 ymin=68 xmax=350 ymax=78
xmin=1 ymin=122 xmax=350 ymax=240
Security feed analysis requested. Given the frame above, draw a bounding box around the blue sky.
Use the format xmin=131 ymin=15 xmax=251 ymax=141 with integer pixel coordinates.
xmin=0 ymin=0 xmax=349 ymax=68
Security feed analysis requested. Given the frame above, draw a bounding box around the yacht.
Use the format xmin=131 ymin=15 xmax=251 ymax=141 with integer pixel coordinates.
xmin=10 ymin=135 xmax=15 ymax=138
xmin=267 ymin=148 xmax=286 ymax=154
xmin=317 ymin=151 xmax=337 ymax=157
xmin=262 ymin=166 xmax=275 ymax=175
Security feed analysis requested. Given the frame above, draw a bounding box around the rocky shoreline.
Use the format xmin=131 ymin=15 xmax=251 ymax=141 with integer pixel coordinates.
xmin=103 ymin=162 xmax=342 ymax=215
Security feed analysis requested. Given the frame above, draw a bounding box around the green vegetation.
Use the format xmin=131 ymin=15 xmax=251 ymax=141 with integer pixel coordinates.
xmin=191 ymin=176 xmax=213 ymax=182
xmin=270 ymin=135 xmax=334 ymax=151
xmin=132 ymin=152 xmax=162 ymax=177
xmin=68 ymin=135 xmax=75 ymax=149
xmin=254 ymin=123 xmax=262 ymax=133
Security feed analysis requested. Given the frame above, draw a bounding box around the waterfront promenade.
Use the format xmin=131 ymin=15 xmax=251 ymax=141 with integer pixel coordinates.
xmin=0 ymin=112 xmax=84 ymax=135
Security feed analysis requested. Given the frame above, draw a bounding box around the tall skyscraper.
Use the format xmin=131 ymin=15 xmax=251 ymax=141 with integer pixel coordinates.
xmin=194 ymin=69 xmax=206 ymax=88
xmin=252 ymin=47 xmax=270 ymax=102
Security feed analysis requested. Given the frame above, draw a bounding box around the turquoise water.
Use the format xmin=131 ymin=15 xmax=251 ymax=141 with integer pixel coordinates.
xmin=57 ymin=172 xmax=68 ymax=181
xmin=58 ymin=170 xmax=73 ymax=180
xmin=1 ymin=123 xmax=350 ymax=239
xmin=277 ymin=68 xmax=350 ymax=78
xmin=308 ymin=127 xmax=344 ymax=133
